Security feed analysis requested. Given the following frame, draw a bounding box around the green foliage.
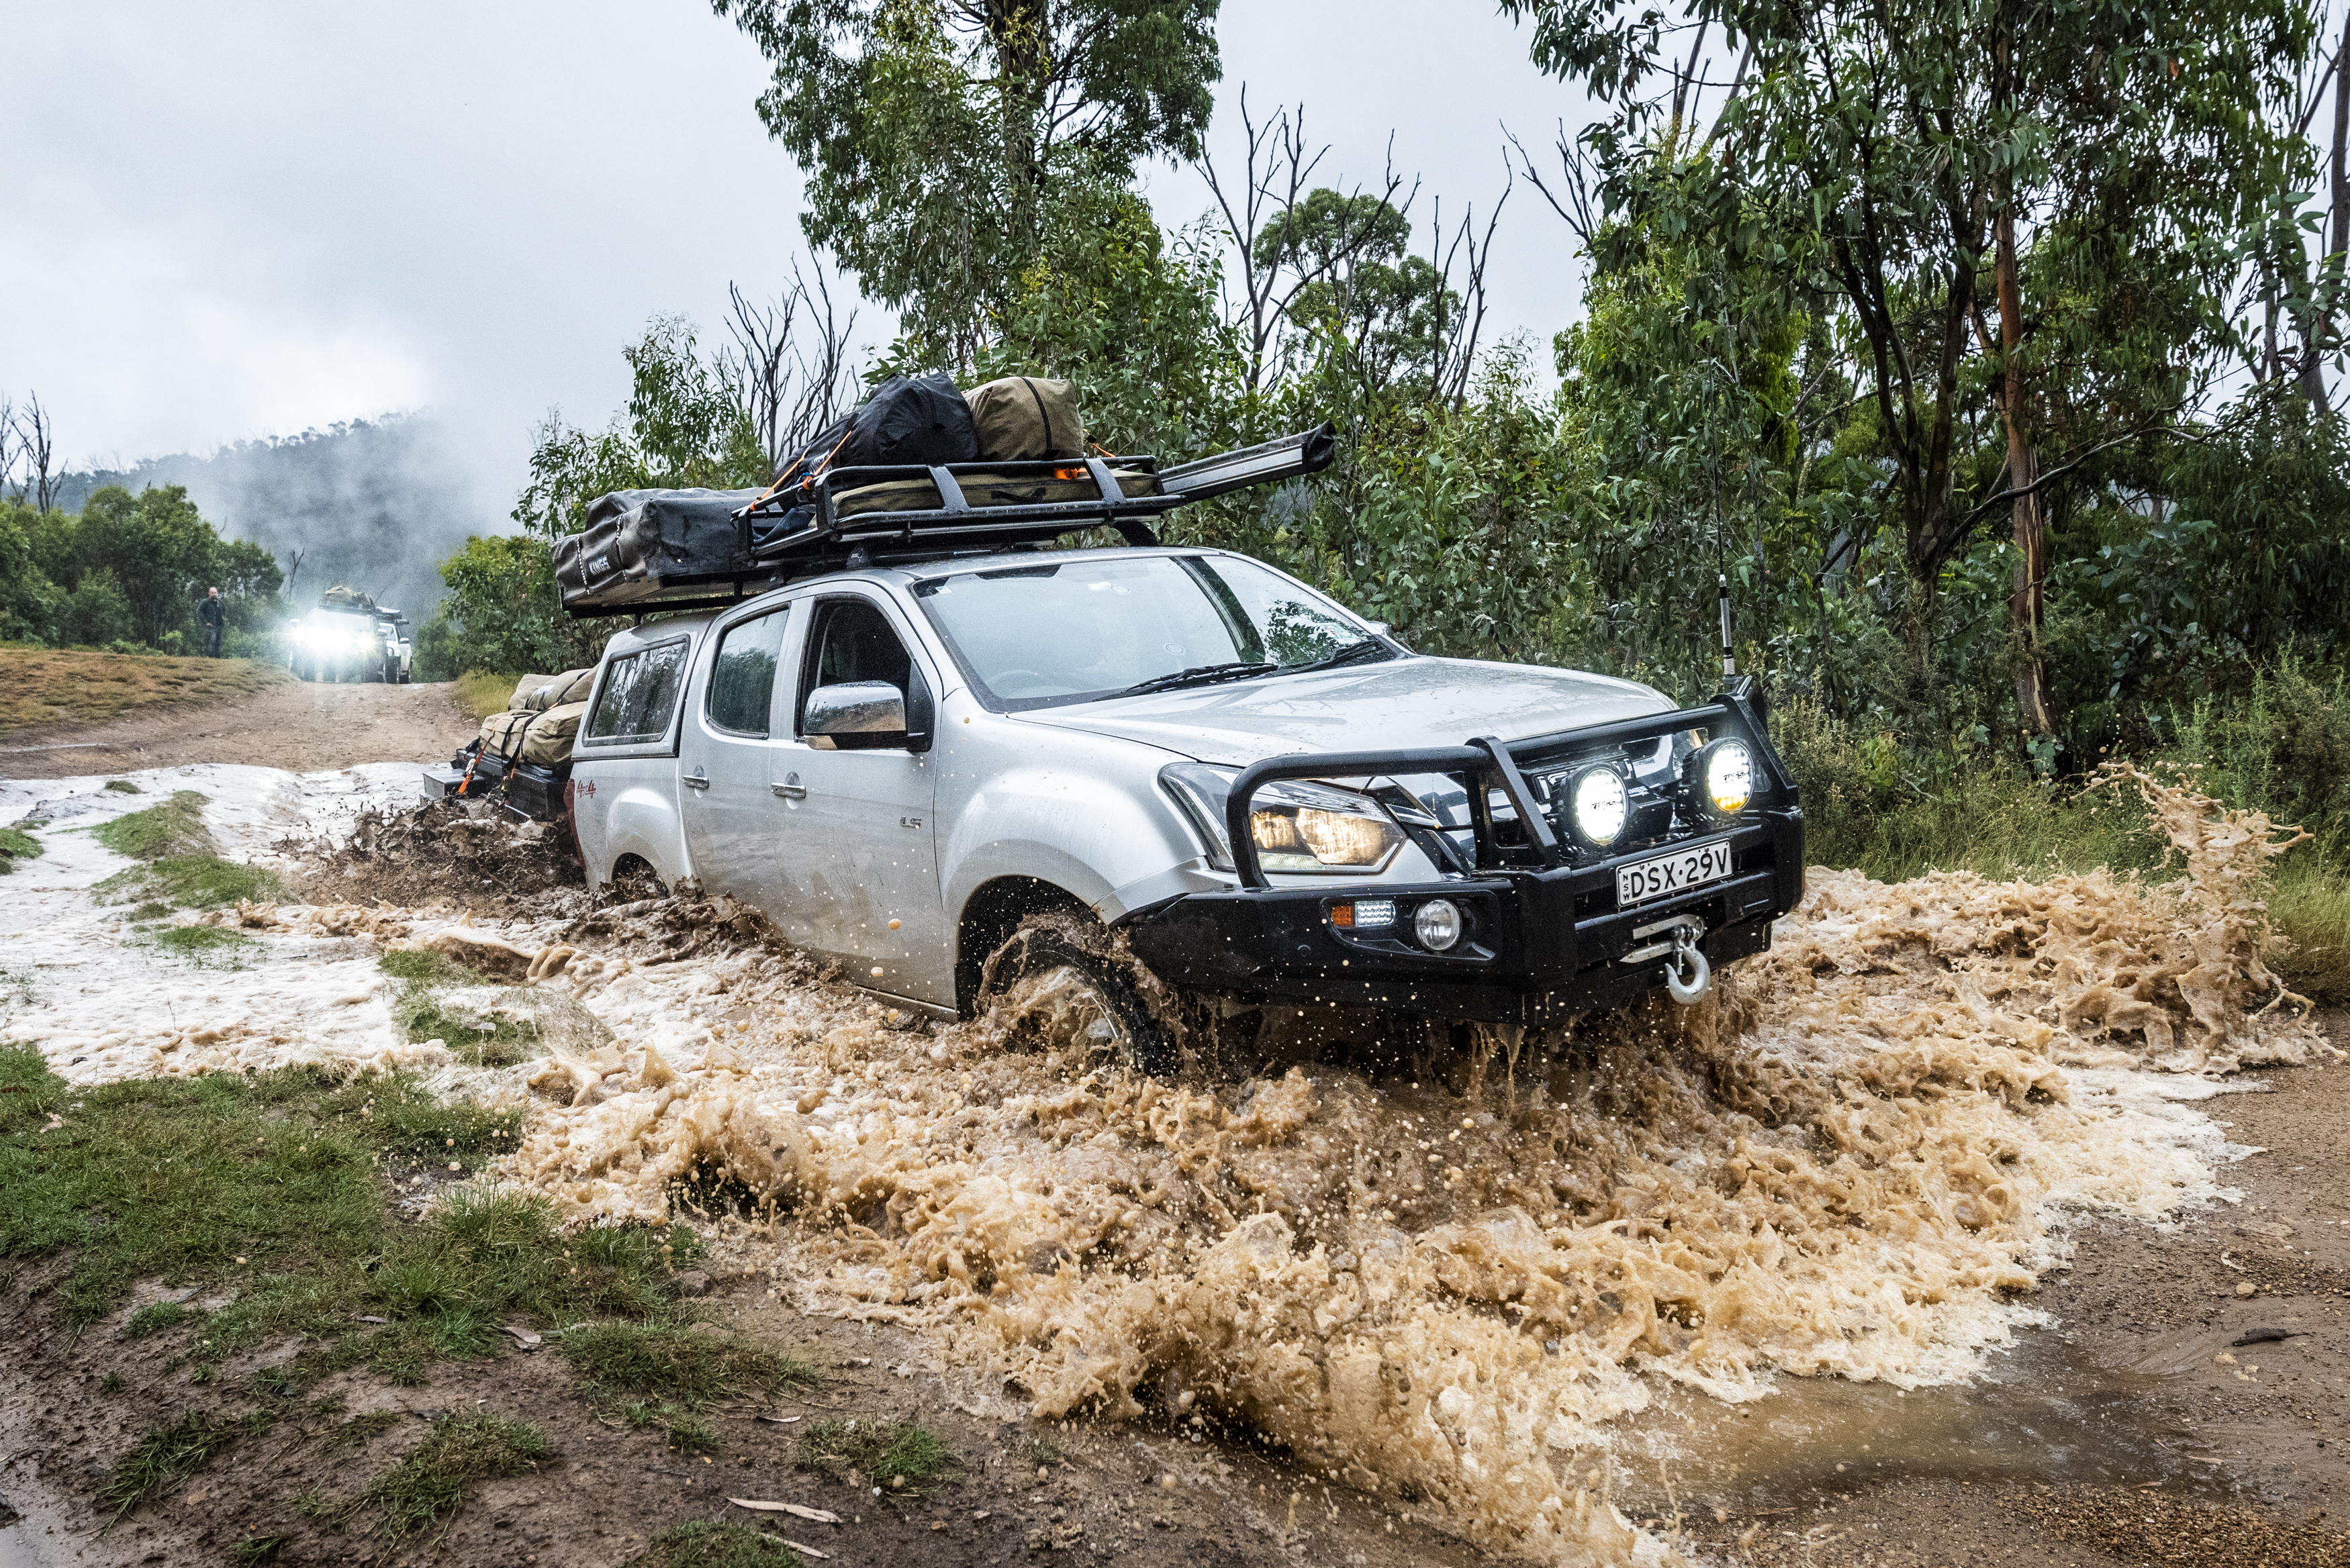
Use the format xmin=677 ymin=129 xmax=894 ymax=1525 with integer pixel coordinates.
xmin=388 ymin=979 xmax=536 ymax=1067
xmin=424 ymin=534 xmax=598 ymax=679
xmin=561 ymin=1320 xmax=812 ymax=1451
xmin=629 ymin=1522 xmax=803 ymax=1567
xmin=717 ymin=0 xmax=1221 ymax=364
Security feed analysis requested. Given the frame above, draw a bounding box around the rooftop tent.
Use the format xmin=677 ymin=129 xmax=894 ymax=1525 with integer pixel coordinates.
xmin=550 ymin=487 xmax=765 ymax=611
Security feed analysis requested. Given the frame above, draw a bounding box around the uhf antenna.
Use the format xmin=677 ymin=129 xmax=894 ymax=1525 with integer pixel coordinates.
xmin=1719 ymin=573 xmax=1735 ymax=677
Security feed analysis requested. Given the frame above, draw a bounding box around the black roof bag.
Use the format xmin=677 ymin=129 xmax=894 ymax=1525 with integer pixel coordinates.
xmin=841 ymin=373 xmax=976 ymax=469
xmin=552 ymin=487 xmax=763 ymax=611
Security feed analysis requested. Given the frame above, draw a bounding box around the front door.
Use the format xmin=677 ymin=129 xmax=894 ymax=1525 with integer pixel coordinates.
xmin=677 ymin=604 xmax=792 ymax=903
xmin=768 ymin=593 xmax=949 ymax=1008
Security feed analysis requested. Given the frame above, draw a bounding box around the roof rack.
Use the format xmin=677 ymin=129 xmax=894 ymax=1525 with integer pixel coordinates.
xmin=559 ymin=423 xmax=1335 ymax=620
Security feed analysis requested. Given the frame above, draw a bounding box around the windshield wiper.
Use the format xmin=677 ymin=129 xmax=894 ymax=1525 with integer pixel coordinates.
xmin=1112 ymin=660 xmax=1278 ymax=697
xmin=1286 ymin=637 xmax=1394 ymax=674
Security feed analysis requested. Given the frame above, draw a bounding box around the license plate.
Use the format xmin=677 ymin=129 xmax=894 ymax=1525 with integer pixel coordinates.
xmin=1615 ymin=838 xmax=1734 ymax=907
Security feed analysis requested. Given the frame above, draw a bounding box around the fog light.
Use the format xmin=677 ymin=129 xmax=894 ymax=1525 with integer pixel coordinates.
xmin=1350 ymin=898 xmax=1397 ymax=929
xmin=1685 ymin=737 xmax=1758 ymax=822
xmin=1414 ymin=899 xmax=1462 ymax=952
xmin=1567 ymin=764 xmax=1629 ymax=849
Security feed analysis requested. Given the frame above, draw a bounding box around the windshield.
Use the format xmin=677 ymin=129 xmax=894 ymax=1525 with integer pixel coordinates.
xmin=912 ymin=554 xmax=1382 ymax=709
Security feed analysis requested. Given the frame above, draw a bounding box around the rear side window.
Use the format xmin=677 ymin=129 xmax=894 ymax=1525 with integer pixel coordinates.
xmin=705 ymin=608 xmax=790 ymax=736
xmin=585 ymin=640 xmax=690 ymax=744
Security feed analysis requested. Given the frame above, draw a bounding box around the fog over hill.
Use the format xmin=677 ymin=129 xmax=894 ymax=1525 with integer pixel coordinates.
xmin=52 ymin=413 xmax=504 ymax=622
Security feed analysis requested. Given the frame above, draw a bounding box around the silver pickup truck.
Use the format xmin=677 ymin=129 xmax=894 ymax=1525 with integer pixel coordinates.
xmin=566 ymin=523 xmax=1805 ymax=1073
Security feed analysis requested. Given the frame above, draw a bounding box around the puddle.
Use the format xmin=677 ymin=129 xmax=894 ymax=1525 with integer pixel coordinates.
xmin=1611 ymin=1324 xmax=2222 ymax=1515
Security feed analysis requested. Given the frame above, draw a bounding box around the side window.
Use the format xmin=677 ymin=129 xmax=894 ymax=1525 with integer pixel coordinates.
xmin=798 ymin=598 xmax=913 ymax=726
xmin=704 ymin=607 xmax=790 ymax=736
xmin=584 ymin=639 xmax=690 ymax=743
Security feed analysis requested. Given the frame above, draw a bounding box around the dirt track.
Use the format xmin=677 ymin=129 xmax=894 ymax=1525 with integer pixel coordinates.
xmin=0 ymin=677 xmax=475 ymax=779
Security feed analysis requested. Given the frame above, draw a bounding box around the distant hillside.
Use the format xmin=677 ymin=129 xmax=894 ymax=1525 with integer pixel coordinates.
xmin=53 ymin=415 xmax=504 ymax=622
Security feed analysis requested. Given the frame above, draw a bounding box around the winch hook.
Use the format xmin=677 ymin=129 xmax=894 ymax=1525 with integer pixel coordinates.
xmin=1663 ymin=924 xmax=1711 ymax=1006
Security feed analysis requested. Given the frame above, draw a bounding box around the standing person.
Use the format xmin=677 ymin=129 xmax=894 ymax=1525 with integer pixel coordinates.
xmin=199 ymin=587 xmax=226 ymax=657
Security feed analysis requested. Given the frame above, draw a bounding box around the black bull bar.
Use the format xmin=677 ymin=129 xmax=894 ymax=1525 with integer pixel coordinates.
xmin=1122 ymin=677 xmax=1807 ymax=1025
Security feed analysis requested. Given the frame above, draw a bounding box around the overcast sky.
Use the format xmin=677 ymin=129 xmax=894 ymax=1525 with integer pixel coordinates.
xmin=3 ymin=1 xmax=1593 ymax=521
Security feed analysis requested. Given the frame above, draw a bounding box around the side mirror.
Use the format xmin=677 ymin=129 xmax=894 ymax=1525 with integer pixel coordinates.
xmin=803 ymin=681 xmax=908 ymax=750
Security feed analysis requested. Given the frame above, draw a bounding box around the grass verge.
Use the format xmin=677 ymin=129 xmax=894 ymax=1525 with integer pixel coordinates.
xmin=0 ymin=1049 xmax=669 ymax=1353
xmin=0 ymin=648 xmax=289 ymax=738
xmin=798 ymin=1418 xmax=958 ymax=1493
xmin=628 ymin=1522 xmax=804 ymax=1567
xmin=389 ymin=979 xmax=537 ymax=1067
xmin=453 ymin=669 xmax=524 ymax=722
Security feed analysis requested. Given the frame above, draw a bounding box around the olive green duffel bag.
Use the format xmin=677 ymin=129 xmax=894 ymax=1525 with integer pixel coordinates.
xmin=518 ymin=701 xmax=589 ymax=767
xmin=966 ymin=376 xmax=1085 ymax=461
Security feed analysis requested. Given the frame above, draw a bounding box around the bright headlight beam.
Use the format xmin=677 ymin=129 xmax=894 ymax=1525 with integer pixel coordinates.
xmin=1569 ymin=767 xmax=1629 ymax=848
xmin=1705 ymin=740 xmax=1754 ymax=815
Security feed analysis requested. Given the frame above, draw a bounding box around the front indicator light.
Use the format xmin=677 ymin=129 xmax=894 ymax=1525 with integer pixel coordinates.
xmin=1331 ymin=898 xmax=1397 ymax=930
xmin=1414 ymin=899 xmax=1462 ymax=952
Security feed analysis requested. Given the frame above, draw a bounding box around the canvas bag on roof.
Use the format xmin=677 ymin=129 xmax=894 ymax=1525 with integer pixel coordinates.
xmin=966 ymin=376 xmax=1085 ymax=461
xmin=507 ymin=674 xmax=555 ymax=712
xmin=479 ymin=709 xmax=535 ymax=760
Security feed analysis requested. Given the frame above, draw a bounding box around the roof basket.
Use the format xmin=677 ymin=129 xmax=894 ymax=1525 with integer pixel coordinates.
xmin=555 ymin=422 xmax=1335 ymax=619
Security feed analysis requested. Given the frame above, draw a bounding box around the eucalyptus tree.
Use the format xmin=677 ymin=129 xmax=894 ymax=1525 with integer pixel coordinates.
xmin=1503 ymin=0 xmax=2315 ymax=739
xmin=713 ymin=0 xmax=1221 ymax=366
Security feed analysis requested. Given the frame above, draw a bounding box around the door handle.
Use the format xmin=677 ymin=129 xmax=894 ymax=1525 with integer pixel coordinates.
xmin=771 ymin=773 xmax=807 ymax=800
xmin=683 ymin=769 xmax=710 ymax=791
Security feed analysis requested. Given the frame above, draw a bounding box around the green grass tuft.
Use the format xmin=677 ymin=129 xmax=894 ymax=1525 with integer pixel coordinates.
xmin=561 ymin=1320 xmax=811 ymax=1451
xmin=94 ymin=790 xmax=216 ymax=860
xmin=388 ymin=979 xmax=536 ymax=1067
xmin=627 ymin=1521 xmax=803 ymax=1567
xmin=104 ymin=779 xmax=143 ymax=794
xmin=130 ymin=900 xmax=171 ymax=921
xmin=359 ymin=1410 xmax=549 ymax=1538
xmin=0 ymin=826 xmax=42 ymax=865
xmin=97 ymin=1410 xmax=267 ymax=1525
xmin=96 ymin=854 xmax=284 ymax=911
xmin=378 ymin=948 xmax=488 ymax=985
xmin=125 ymin=1300 xmax=199 ymax=1339
xmin=797 ymin=1418 xmax=957 ymax=1491
xmin=232 ymin=1533 xmax=289 ymax=1563
xmin=150 ymin=925 xmax=256 ymax=954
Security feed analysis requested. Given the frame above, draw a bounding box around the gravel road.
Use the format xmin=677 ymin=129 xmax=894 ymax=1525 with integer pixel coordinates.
xmin=0 ymin=677 xmax=475 ymax=780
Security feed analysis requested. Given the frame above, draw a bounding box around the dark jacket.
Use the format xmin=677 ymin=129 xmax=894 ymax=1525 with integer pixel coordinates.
xmin=199 ymin=597 xmax=226 ymax=628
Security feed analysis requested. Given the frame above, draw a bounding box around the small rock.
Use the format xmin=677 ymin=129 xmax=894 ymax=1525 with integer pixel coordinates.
xmin=2236 ymin=1281 xmax=2257 ymax=1297
xmin=673 ymin=1271 xmax=712 ymax=1298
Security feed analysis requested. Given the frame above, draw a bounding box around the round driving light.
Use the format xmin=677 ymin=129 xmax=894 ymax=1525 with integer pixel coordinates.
xmin=1414 ymin=899 xmax=1462 ymax=952
xmin=1568 ymin=766 xmax=1629 ymax=848
xmin=1705 ymin=739 xmax=1755 ymax=816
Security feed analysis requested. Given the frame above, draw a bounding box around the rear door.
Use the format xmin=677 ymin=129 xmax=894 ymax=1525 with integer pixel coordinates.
xmin=677 ymin=603 xmax=793 ymax=903
xmin=768 ymin=591 xmax=949 ymax=1007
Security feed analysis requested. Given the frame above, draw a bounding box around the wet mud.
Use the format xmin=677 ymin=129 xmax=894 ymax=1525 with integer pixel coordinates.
xmin=6 ymin=761 xmax=2345 ymax=1566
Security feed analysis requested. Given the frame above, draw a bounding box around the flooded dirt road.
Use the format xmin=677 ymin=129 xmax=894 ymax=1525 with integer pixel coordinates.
xmin=0 ymin=676 xmax=473 ymax=779
xmin=3 ymin=751 xmax=2347 ymax=1566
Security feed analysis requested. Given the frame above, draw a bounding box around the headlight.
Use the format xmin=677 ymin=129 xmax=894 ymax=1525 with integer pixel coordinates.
xmin=1685 ymin=737 xmax=1758 ymax=822
xmin=1161 ymin=764 xmax=1407 ymax=874
xmin=1565 ymin=764 xmax=1629 ymax=850
xmin=1414 ymin=898 xmax=1462 ymax=951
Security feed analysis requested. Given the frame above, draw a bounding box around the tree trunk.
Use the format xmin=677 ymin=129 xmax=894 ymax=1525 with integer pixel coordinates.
xmin=1993 ymin=0 xmax=2056 ymax=743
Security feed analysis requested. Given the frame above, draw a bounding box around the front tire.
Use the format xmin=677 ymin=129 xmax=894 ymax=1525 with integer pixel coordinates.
xmin=977 ymin=916 xmax=1176 ymax=1077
